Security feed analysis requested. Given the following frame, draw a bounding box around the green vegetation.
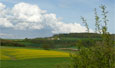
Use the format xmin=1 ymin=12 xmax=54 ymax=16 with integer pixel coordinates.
xmin=0 ymin=46 xmax=70 ymax=68
xmin=0 ymin=39 xmax=25 ymax=47
xmin=0 ymin=4 xmax=115 ymax=68
xmin=1 ymin=31 xmax=115 ymax=49
xmin=70 ymin=5 xmax=115 ymax=68
xmin=1 ymin=57 xmax=70 ymax=68
xmin=0 ymin=46 xmax=69 ymax=60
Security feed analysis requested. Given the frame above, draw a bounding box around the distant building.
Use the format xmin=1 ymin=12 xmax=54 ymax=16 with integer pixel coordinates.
xmin=48 ymin=37 xmax=60 ymax=40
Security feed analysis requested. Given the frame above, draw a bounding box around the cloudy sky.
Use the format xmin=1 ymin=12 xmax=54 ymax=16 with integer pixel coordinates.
xmin=0 ymin=0 xmax=114 ymax=39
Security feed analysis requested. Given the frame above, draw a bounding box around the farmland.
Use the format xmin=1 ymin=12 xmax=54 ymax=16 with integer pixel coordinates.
xmin=0 ymin=46 xmax=70 ymax=68
xmin=0 ymin=46 xmax=69 ymax=60
xmin=0 ymin=33 xmax=115 ymax=68
xmin=1 ymin=57 xmax=70 ymax=68
xmin=0 ymin=2 xmax=114 ymax=68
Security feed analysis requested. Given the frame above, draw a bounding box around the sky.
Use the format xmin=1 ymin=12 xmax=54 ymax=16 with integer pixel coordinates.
xmin=0 ymin=0 xmax=114 ymax=39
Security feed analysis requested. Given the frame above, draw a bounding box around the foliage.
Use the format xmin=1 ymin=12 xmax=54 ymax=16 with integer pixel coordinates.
xmin=72 ymin=44 xmax=115 ymax=68
xmin=70 ymin=5 xmax=115 ymax=68
xmin=76 ymin=39 xmax=96 ymax=49
xmin=81 ymin=17 xmax=89 ymax=33
xmin=0 ymin=39 xmax=25 ymax=47
xmin=94 ymin=8 xmax=101 ymax=33
xmin=42 ymin=44 xmax=51 ymax=50
xmin=53 ymin=33 xmax=102 ymax=38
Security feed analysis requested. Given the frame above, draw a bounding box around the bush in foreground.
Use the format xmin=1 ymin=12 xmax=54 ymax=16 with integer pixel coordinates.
xmin=71 ymin=5 xmax=115 ymax=68
xmin=58 ymin=5 xmax=115 ymax=68
xmin=71 ymin=44 xmax=115 ymax=68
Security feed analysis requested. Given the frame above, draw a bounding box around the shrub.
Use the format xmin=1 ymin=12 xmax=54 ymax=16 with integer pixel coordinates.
xmin=42 ymin=44 xmax=51 ymax=50
xmin=0 ymin=39 xmax=25 ymax=47
xmin=71 ymin=5 xmax=115 ymax=68
xmin=71 ymin=44 xmax=115 ymax=68
xmin=76 ymin=39 xmax=96 ymax=48
xmin=60 ymin=5 xmax=115 ymax=68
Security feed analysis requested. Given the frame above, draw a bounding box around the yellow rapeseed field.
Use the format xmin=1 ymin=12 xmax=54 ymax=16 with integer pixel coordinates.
xmin=0 ymin=47 xmax=69 ymax=60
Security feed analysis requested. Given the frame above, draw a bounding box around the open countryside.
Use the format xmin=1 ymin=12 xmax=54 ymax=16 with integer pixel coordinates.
xmin=0 ymin=0 xmax=115 ymax=68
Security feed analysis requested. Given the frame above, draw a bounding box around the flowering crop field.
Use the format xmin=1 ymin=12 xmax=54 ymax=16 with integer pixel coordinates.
xmin=0 ymin=46 xmax=69 ymax=60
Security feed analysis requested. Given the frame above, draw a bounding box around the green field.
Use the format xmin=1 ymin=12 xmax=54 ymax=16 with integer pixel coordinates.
xmin=1 ymin=57 xmax=70 ymax=68
xmin=0 ymin=46 xmax=70 ymax=68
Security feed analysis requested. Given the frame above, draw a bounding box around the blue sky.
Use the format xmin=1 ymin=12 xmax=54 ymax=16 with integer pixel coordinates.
xmin=0 ymin=0 xmax=114 ymax=39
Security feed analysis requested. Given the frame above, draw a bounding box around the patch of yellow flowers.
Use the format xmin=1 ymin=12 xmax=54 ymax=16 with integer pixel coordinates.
xmin=0 ymin=47 xmax=69 ymax=60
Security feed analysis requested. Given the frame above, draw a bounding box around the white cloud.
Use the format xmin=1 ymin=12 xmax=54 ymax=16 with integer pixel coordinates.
xmin=0 ymin=3 xmax=7 ymax=17
xmin=43 ymin=13 xmax=93 ymax=33
xmin=0 ymin=2 xmax=93 ymax=34
xmin=14 ymin=22 xmax=29 ymax=30
xmin=0 ymin=2 xmax=5 ymax=9
xmin=52 ymin=22 xmax=87 ymax=33
xmin=12 ymin=2 xmax=46 ymax=22
xmin=0 ymin=18 xmax=13 ymax=27
xmin=0 ymin=33 xmax=13 ymax=37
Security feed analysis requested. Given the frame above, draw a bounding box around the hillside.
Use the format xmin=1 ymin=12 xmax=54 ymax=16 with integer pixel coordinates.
xmin=0 ymin=33 xmax=115 ymax=49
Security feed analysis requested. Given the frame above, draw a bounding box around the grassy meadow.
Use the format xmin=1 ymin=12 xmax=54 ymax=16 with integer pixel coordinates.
xmin=1 ymin=57 xmax=70 ymax=68
xmin=0 ymin=46 xmax=70 ymax=68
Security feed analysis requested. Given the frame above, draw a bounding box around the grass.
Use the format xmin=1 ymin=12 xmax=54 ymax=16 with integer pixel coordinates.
xmin=0 ymin=46 xmax=71 ymax=68
xmin=0 ymin=57 xmax=71 ymax=68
